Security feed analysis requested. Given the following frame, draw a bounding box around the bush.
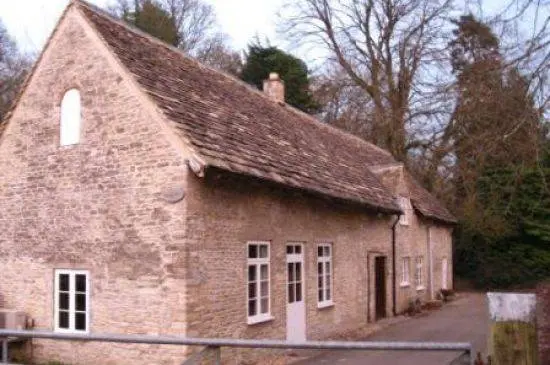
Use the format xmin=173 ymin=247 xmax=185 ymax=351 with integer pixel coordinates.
xmin=455 ymin=226 xmax=550 ymax=289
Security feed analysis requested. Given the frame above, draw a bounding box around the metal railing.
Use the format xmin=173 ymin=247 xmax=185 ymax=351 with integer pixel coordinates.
xmin=0 ymin=329 xmax=473 ymax=365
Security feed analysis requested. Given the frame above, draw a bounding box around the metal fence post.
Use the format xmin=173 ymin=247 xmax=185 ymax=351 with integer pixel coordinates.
xmin=213 ymin=346 xmax=221 ymax=365
xmin=1 ymin=338 xmax=7 ymax=364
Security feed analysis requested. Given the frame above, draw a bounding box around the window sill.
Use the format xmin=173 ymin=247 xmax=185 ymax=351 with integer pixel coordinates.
xmin=247 ymin=315 xmax=274 ymax=325
xmin=400 ymin=282 xmax=410 ymax=288
xmin=54 ymin=328 xmax=89 ymax=334
xmin=416 ymin=286 xmax=425 ymax=291
xmin=317 ymin=301 xmax=334 ymax=309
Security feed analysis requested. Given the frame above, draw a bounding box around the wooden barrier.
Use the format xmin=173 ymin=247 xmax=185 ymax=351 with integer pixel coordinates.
xmin=487 ymin=292 xmax=538 ymax=365
xmin=537 ymin=283 xmax=550 ymax=364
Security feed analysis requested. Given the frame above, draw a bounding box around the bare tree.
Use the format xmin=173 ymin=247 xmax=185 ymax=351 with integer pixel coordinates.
xmin=110 ymin=0 xmax=238 ymax=70
xmin=162 ymin=0 xmax=220 ymax=54
xmin=312 ymin=67 xmax=375 ymax=141
xmin=477 ymin=0 xmax=550 ymax=124
xmin=0 ymin=21 xmax=30 ymax=122
xmin=281 ymin=0 xmax=455 ymax=163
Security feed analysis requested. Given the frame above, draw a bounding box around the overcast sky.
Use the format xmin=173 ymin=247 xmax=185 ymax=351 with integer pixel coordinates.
xmin=0 ymin=0 xmax=285 ymax=54
xmin=0 ymin=0 xmax=540 ymax=62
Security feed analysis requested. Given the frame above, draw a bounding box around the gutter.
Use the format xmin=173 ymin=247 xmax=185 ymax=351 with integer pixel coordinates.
xmin=391 ymin=213 xmax=401 ymax=316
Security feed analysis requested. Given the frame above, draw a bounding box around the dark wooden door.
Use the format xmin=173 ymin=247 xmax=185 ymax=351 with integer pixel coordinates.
xmin=375 ymin=256 xmax=387 ymax=320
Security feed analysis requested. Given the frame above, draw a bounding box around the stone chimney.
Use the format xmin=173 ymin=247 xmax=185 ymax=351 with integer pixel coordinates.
xmin=263 ymin=72 xmax=285 ymax=103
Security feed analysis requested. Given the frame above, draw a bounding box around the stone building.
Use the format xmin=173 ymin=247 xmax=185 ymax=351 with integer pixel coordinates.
xmin=0 ymin=1 xmax=455 ymax=364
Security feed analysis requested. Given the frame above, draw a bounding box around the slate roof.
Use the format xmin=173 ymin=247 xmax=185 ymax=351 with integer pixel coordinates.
xmin=76 ymin=0 xmax=404 ymax=214
xmin=2 ymin=0 xmax=456 ymax=222
xmin=404 ymin=173 xmax=457 ymax=224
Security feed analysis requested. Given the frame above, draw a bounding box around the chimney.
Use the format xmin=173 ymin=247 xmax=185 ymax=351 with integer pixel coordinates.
xmin=263 ymin=72 xmax=285 ymax=103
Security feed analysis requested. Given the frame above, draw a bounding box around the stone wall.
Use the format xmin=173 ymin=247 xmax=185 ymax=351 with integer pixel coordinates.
xmin=537 ymin=283 xmax=550 ymax=364
xmin=184 ymin=170 xmax=395 ymax=364
xmin=371 ymin=165 xmax=454 ymax=314
xmin=394 ymin=212 xmax=453 ymax=314
xmin=0 ymin=7 xmax=190 ymax=365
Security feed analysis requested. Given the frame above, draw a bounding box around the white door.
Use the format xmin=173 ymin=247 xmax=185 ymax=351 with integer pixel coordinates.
xmin=428 ymin=227 xmax=436 ymax=300
xmin=286 ymin=243 xmax=306 ymax=342
xmin=442 ymin=258 xmax=448 ymax=290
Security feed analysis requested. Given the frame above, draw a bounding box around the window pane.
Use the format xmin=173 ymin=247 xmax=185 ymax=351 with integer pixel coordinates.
xmin=296 ymin=283 xmax=302 ymax=302
xmin=259 ymin=244 xmax=268 ymax=258
xmin=59 ymin=274 xmax=69 ymax=291
xmin=260 ymin=298 xmax=269 ymax=314
xmin=260 ymin=264 xmax=268 ymax=280
xmin=318 ymin=275 xmax=323 ymax=289
xmin=60 ymin=89 xmax=81 ymax=146
xmin=288 ymin=263 xmax=294 ymax=282
xmin=75 ymin=294 xmax=86 ymax=311
xmin=295 ymin=245 xmax=301 ymax=254
xmin=317 ymin=262 xmax=323 ymax=275
xmin=287 ymin=245 xmax=293 ymax=254
xmin=318 ymin=289 xmax=323 ymax=302
xmin=76 ymin=274 xmax=86 ymax=292
xmin=326 ymin=287 xmax=331 ymax=300
xmin=325 ymin=262 xmax=330 ymax=274
xmin=288 ymin=283 xmax=295 ymax=303
xmin=295 ymin=263 xmax=302 ymax=283
xmin=59 ymin=293 xmax=69 ymax=310
xmin=75 ymin=312 xmax=86 ymax=331
xmin=248 ymin=265 xmax=256 ymax=282
xmin=248 ymin=283 xmax=257 ymax=299
xmin=58 ymin=311 xmax=69 ymax=329
xmin=318 ymin=246 xmax=323 ymax=257
xmin=248 ymin=300 xmax=257 ymax=316
xmin=260 ymin=281 xmax=268 ymax=297
xmin=324 ymin=246 xmax=330 ymax=257
xmin=248 ymin=245 xmax=258 ymax=259
xmin=248 ymin=244 xmax=257 ymax=259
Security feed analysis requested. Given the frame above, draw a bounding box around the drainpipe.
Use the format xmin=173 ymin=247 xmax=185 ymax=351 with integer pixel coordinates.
xmin=391 ymin=214 xmax=401 ymax=317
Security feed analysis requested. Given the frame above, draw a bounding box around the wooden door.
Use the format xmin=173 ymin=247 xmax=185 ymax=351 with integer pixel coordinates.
xmin=375 ymin=256 xmax=387 ymax=320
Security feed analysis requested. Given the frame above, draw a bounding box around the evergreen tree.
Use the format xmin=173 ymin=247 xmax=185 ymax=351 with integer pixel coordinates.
xmin=121 ymin=0 xmax=179 ymax=46
xmin=240 ymin=44 xmax=318 ymax=113
xmin=450 ymin=15 xmax=548 ymax=288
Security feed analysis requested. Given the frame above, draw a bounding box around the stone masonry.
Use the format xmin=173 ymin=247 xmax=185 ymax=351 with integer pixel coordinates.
xmin=0 ymin=3 xmax=454 ymax=365
xmin=0 ymin=8 xmax=191 ymax=365
xmin=184 ymin=171 xmax=395 ymax=363
xmin=371 ymin=165 xmax=454 ymax=314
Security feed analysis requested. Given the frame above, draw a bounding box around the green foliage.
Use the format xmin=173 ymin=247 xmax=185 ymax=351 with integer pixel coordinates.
xmin=450 ymin=15 xmax=549 ymax=289
xmin=122 ymin=0 xmax=179 ymax=46
xmin=455 ymin=142 xmax=550 ymax=288
xmin=240 ymin=44 xmax=319 ymax=113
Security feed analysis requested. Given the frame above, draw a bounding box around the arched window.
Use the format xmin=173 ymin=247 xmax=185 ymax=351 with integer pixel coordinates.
xmin=60 ymin=89 xmax=81 ymax=146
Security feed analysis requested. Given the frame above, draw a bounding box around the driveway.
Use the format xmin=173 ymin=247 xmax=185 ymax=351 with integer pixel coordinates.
xmin=296 ymin=293 xmax=488 ymax=365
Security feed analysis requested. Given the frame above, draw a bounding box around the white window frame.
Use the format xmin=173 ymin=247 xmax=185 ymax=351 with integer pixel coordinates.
xmin=60 ymin=89 xmax=81 ymax=146
xmin=398 ymin=197 xmax=412 ymax=226
xmin=286 ymin=242 xmax=305 ymax=305
xmin=246 ymin=241 xmax=272 ymax=325
xmin=415 ymin=256 xmax=425 ymax=291
xmin=401 ymin=257 xmax=410 ymax=287
xmin=54 ymin=269 xmax=90 ymax=333
xmin=317 ymin=243 xmax=334 ymax=308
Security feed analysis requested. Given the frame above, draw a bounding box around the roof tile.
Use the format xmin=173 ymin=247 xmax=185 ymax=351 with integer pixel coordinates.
xmin=77 ymin=1 xmax=402 ymax=214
